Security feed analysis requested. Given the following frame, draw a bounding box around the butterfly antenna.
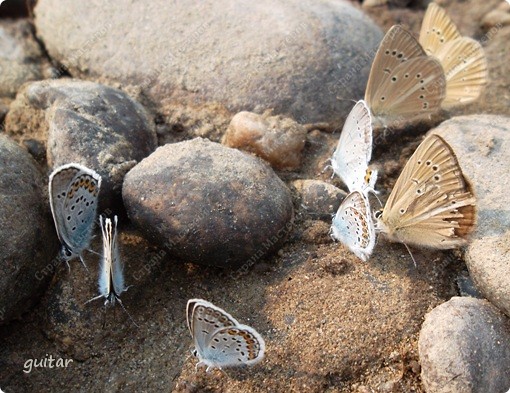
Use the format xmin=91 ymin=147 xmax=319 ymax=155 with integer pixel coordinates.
xmin=87 ymin=249 xmax=101 ymax=257
xmin=403 ymin=243 xmax=418 ymax=267
xmin=371 ymin=190 xmax=383 ymax=207
xmin=117 ymin=298 xmax=139 ymax=328
xmin=84 ymin=294 xmax=104 ymax=305
xmin=79 ymin=255 xmax=89 ymax=272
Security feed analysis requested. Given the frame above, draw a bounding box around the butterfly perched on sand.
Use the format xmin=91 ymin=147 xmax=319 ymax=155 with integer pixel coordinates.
xmin=419 ymin=3 xmax=488 ymax=109
xmin=49 ymin=163 xmax=101 ymax=268
xmin=86 ymin=215 xmax=137 ymax=326
xmin=365 ymin=25 xmax=446 ymax=126
xmin=331 ymin=100 xmax=378 ymax=197
xmin=374 ymin=133 xmax=476 ymax=251
xmin=331 ymin=190 xmax=376 ymax=262
xmin=186 ymin=299 xmax=265 ymax=372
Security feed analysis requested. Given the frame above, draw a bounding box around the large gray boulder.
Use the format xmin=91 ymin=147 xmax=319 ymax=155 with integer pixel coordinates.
xmin=34 ymin=0 xmax=383 ymax=130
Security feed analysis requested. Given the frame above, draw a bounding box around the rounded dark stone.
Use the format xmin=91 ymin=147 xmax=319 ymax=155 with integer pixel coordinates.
xmin=122 ymin=138 xmax=294 ymax=267
xmin=0 ymin=134 xmax=59 ymax=325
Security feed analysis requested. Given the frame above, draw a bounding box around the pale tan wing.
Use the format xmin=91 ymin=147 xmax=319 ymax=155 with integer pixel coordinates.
xmin=367 ymin=56 xmax=446 ymax=119
xmin=419 ymin=2 xmax=461 ymax=56
xmin=365 ymin=25 xmax=427 ymax=106
xmin=380 ymin=134 xmax=476 ymax=248
xmin=434 ymin=37 xmax=488 ymax=108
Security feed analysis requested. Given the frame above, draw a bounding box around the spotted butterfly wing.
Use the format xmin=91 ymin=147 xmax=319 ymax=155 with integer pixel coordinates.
xmin=200 ymin=324 xmax=265 ymax=368
xmin=186 ymin=299 xmax=265 ymax=370
xmin=365 ymin=25 xmax=446 ymax=122
xmin=187 ymin=299 xmax=238 ymax=353
xmin=419 ymin=2 xmax=461 ymax=56
xmin=331 ymin=100 xmax=378 ymax=195
xmin=376 ymin=134 xmax=476 ymax=248
xmin=49 ymin=163 xmax=101 ymax=264
xmin=331 ymin=191 xmax=376 ymax=262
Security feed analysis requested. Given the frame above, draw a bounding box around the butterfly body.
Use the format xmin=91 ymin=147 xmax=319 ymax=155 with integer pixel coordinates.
xmin=186 ymin=299 xmax=265 ymax=371
xmin=86 ymin=215 xmax=137 ymax=326
xmin=331 ymin=191 xmax=376 ymax=261
xmin=97 ymin=215 xmax=126 ymax=306
xmin=375 ymin=134 xmax=476 ymax=249
xmin=48 ymin=163 xmax=101 ymax=267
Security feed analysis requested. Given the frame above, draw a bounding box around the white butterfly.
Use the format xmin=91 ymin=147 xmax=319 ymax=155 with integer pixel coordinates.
xmin=86 ymin=215 xmax=137 ymax=326
xmin=49 ymin=163 xmax=101 ymax=268
xmin=330 ymin=190 xmax=376 ymax=262
xmin=419 ymin=3 xmax=488 ymax=109
xmin=186 ymin=299 xmax=265 ymax=372
xmin=331 ymin=100 xmax=378 ymax=196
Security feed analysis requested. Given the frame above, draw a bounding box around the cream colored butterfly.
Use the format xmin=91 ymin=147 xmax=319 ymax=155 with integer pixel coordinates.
xmin=374 ymin=134 xmax=476 ymax=251
xmin=419 ymin=3 xmax=488 ymax=109
xmin=365 ymin=25 xmax=446 ymax=126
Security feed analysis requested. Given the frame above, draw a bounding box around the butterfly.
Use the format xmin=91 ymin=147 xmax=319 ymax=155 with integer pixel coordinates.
xmin=49 ymin=163 xmax=101 ymax=268
xmin=86 ymin=215 xmax=137 ymax=326
xmin=419 ymin=3 xmax=488 ymax=109
xmin=330 ymin=190 xmax=376 ymax=262
xmin=186 ymin=299 xmax=265 ymax=372
xmin=331 ymin=100 xmax=378 ymax=196
xmin=374 ymin=133 xmax=476 ymax=251
xmin=365 ymin=25 xmax=446 ymax=125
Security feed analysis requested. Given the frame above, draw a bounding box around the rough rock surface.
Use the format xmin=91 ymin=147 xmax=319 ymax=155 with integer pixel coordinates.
xmin=122 ymin=138 xmax=294 ymax=267
xmin=0 ymin=134 xmax=59 ymax=325
xmin=419 ymin=297 xmax=510 ymax=393
xmin=34 ymin=0 xmax=383 ymax=130
xmin=431 ymin=115 xmax=510 ymax=317
xmin=5 ymin=79 xmax=157 ymax=207
xmin=0 ymin=19 xmax=45 ymax=97
xmin=223 ymin=111 xmax=307 ymax=170
xmin=292 ymin=179 xmax=347 ymax=220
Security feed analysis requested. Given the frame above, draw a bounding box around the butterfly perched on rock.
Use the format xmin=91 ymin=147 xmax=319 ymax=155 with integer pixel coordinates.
xmin=49 ymin=163 xmax=101 ymax=268
xmin=374 ymin=133 xmax=476 ymax=250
